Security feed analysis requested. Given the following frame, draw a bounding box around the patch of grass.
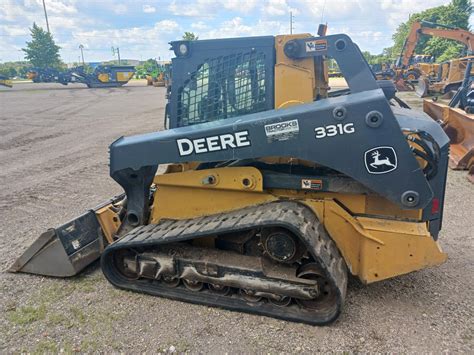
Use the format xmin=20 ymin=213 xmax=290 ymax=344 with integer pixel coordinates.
xmin=71 ymin=273 xmax=102 ymax=293
xmin=34 ymin=282 xmax=75 ymax=304
xmin=33 ymin=340 xmax=58 ymax=354
xmin=80 ymin=338 xmax=99 ymax=352
xmin=70 ymin=306 xmax=86 ymax=324
xmin=31 ymin=340 xmax=73 ymax=354
xmin=7 ymin=304 xmax=46 ymax=325
xmin=31 ymin=274 xmax=102 ymax=306
xmin=47 ymin=312 xmax=75 ymax=328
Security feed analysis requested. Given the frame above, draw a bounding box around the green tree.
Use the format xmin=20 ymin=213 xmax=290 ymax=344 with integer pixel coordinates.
xmin=391 ymin=0 xmax=472 ymax=62
xmin=22 ymin=23 xmax=62 ymax=68
xmin=182 ymin=32 xmax=199 ymax=40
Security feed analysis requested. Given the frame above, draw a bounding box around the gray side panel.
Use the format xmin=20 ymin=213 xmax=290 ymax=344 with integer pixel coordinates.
xmin=110 ymin=89 xmax=438 ymax=209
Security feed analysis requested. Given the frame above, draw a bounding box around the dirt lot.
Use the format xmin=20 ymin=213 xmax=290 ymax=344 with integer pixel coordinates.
xmin=0 ymin=83 xmax=473 ymax=353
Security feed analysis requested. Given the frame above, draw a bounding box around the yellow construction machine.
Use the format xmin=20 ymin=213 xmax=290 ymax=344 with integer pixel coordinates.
xmin=10 ymin=30 xmax=450 ymax=325
xmin=394 ymin=20 xmax=473 ymax=95
xmin=398 ymin=20 xmax=473 ymax=78
xmin=0 ymin=74 xmax=13 ymax=88
xmin=424 ymin=58 xmax=474 ymax=182
xmin=418 ymin=56 xmax=474 ymax=97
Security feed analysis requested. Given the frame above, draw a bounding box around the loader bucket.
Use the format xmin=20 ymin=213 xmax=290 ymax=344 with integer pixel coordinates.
xmin=394 ymin=77 xmax=414 ymax=92
xmin=423 ymin=100 xmax=474 ymax=177
xmin=9 ymin=211 xmax=104 ymax=277
xmin=9 ymin=195 xmax=124 ymax=277
xmin=416 ymin=77 xmax=430 ymax=97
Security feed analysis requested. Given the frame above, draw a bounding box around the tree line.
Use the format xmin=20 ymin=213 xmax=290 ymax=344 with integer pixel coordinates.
xmin=1 ymin=0 xmax=471 ymax=78
xmin=364 ymin=0 xmax=472 ymax=65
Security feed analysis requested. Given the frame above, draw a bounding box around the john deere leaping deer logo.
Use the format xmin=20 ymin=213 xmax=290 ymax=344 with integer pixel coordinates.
xmin=364 ymin=146 xmax=397 ymax=174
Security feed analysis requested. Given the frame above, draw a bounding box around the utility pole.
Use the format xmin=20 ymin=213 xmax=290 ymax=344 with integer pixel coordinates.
xmin=290 ymin=11 xmax=295 ymax=35
xmin=79 ymin=44 xmax=85 ymax=65
xmin=111 ymin=46 xmax=121 ymax=65
xmin=42 ymin=0 xmax=50 ymax=33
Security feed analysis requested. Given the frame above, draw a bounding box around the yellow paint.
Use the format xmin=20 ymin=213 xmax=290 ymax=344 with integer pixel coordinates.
xmin=98 ymin=73 xmax=110 ymax=83
xmin=274 ymin=34 xmax=329 ymax=109
xmin=95 ymin=204 xmax=121 ymax=244
xmin=0 ymin=79 xmax=12 ymax=88
xmin=117 ymin=71 xmax=134 ymax=82
xmin=154 ymin=167 xmax=264 ymax=192
xmin=417 ymin=62 xmax=439 ymax=78
xmin=355 ymin=216 xmax=446 ymax=283
xmin=302 ymin=199 xmax=446 ymax=283
xmin=146 ymin=167 xmax=445 ymax=283
xmin=150 ymin=167 xmax=277 ymax=223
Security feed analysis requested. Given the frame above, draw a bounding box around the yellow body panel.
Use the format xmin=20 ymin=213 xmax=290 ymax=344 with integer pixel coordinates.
xmin=310 ymin=200 xmax=446 ymax=283
xmin=417 ymin=63 xmax=439 ymax=78
xmin=275 ymin=34 xmax=315 ymax=109
xmin=96 ymin=204 xmax=121 ymax=244
xmin=274 ymin=34 xmax=331 ymax=109
xmin=0 ymin=79 xmax=12 ymax=88
xmin=117 ymin=71 xmax=134 ymax=82
xmin=151 ymin=167 xmax=277 ymax=223
xmin=98 ymin=73 xmax=110 ymax=83
xmin=149 ymin=167 xmax=446 ymax=284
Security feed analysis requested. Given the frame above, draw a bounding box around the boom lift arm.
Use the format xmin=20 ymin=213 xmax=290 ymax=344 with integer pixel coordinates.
xmin=399 ymin=21 xmax=474 ymax=67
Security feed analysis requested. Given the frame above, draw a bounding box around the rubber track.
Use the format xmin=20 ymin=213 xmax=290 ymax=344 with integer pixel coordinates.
xmin=101 ymin=201 xmax=347 ymax=325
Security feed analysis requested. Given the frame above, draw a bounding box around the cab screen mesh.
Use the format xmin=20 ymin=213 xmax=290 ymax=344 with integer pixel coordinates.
xmin=177 ymin=51 xmax=267 ymax=127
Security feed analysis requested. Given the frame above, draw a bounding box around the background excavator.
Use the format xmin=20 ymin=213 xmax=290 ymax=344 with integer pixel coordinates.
xmin=389 ymin=20 xmax=473 ymax=93
xmin=10 ymin=29 xmax=450 ymax=325
xmin=395 ymin=20 xmax=474 ymax=97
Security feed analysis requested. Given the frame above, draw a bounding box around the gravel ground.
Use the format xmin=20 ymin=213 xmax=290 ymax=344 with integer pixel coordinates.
xmin=0 ymin=83 xmax=473 ymax=353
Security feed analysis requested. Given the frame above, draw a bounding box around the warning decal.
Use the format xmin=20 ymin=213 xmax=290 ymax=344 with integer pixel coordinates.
xmin=301 ymin=179 xmax=323 ymax=190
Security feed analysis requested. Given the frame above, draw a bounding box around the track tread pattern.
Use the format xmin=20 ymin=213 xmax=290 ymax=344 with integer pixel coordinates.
xmin=102 ymin=201 xmax=347 ymax=325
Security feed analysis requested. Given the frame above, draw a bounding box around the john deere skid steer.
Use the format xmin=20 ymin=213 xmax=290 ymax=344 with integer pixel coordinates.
xmin=10 ymin=32 xmax=450 ymax=325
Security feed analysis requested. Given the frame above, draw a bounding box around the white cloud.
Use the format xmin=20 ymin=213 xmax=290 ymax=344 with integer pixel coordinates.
xmin=168 ymin=0 xmax=258 ymax=17
xmin=223 ymin=0 xmax=258 ymax=13
xmin=191 ymin=21 xmax=209 ymax=30
xmin=199 ymin=16 xmax=288 ymax=39
xmin=143 ymin=4 xmax=156 ymax=13
xmin=43 ymin=0 xmax=77 ymax=15
xmin=264 ymin=0 xmax=292 ymax=16
xmin=114 ymin=4 xmax=128 ymax=15
xmin=168 ymin=0 xmax=215 ymax=17
xmin=70 ymin=20 xmax=181 ymax=61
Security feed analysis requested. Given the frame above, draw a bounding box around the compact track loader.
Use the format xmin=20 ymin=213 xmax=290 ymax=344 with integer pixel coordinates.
xmin=10 ymin=33 xmax=450 ymax=325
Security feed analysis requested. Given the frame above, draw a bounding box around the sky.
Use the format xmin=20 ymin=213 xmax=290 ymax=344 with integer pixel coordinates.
xmin=0 ymin=0 xmax=472 ymax=63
